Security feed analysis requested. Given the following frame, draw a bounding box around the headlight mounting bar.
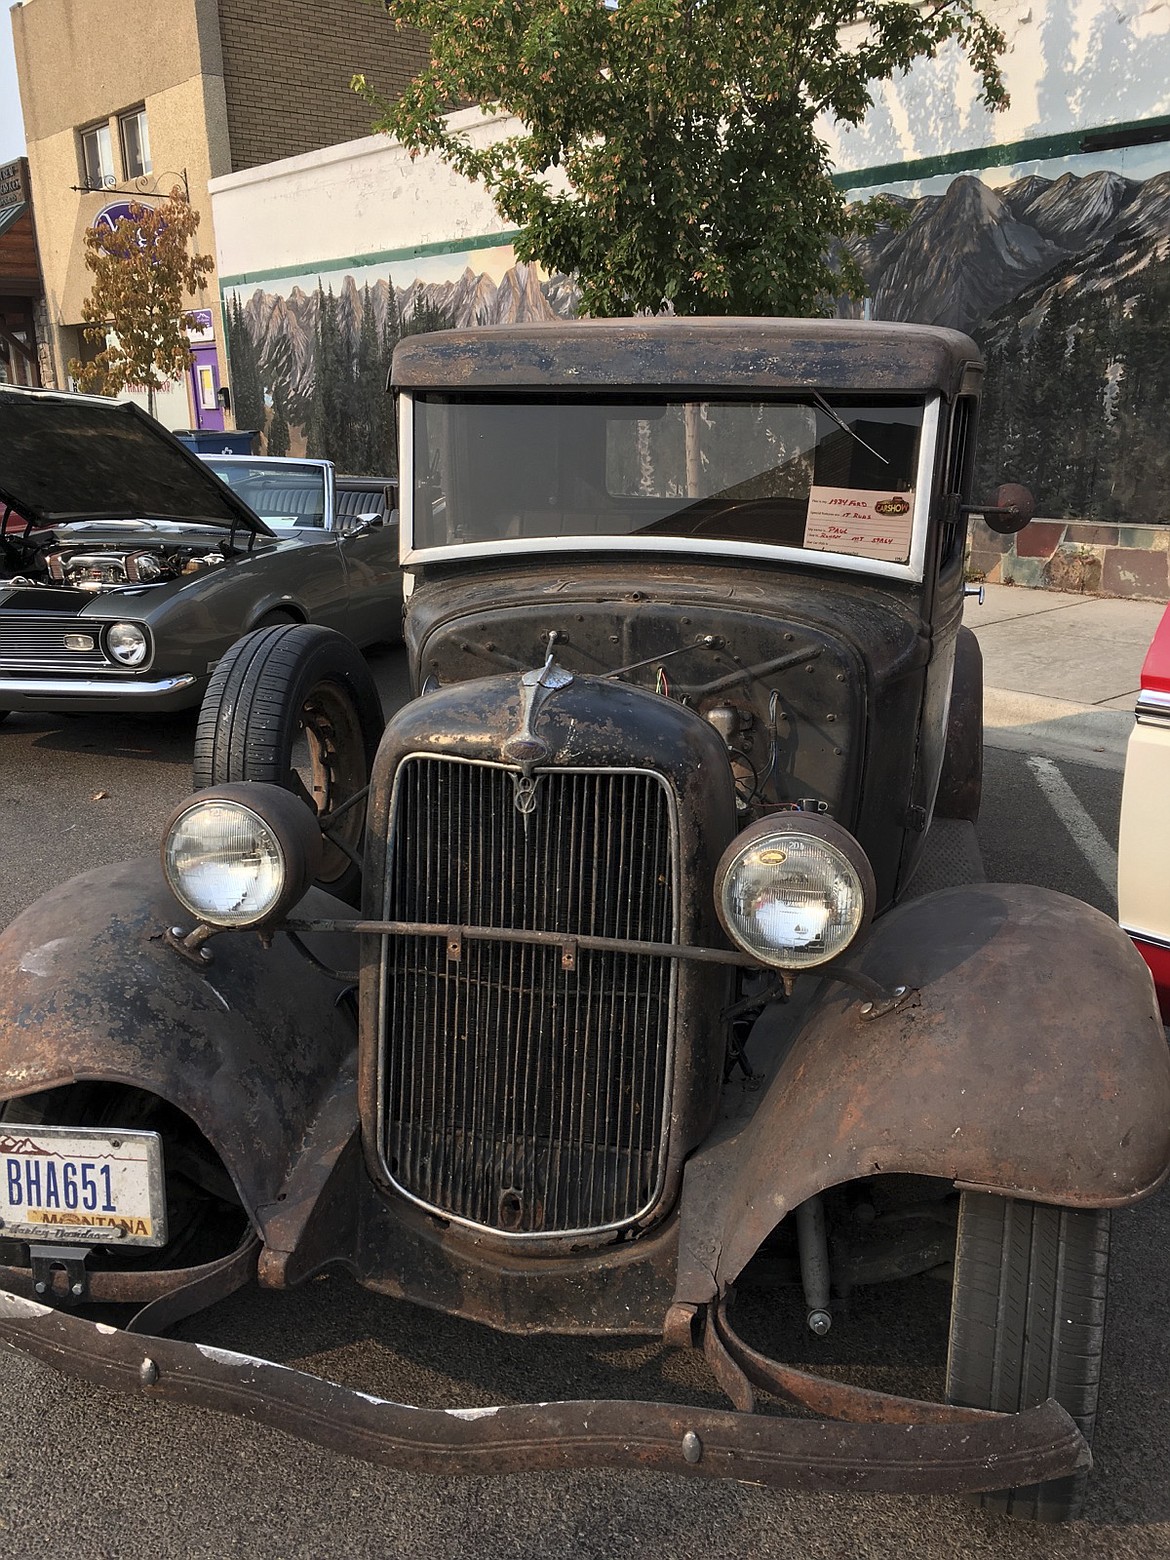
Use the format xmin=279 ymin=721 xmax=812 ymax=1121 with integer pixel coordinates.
xmin=284 ymin=915 xmax=760 ymax=969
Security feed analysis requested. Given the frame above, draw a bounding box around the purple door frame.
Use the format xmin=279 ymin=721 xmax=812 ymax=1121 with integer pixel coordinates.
xmin=190 ymin=345 xmax=224 ymax=431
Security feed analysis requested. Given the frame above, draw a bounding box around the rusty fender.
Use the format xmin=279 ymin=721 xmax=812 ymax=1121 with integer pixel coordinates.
xmin=0 ymin=858 xmax=358 ymax=1228
xmin=0 ymin=1286 xmax=1089 ymax=1495
xmin=675 ymin=882 xmax=1170 ymax=1306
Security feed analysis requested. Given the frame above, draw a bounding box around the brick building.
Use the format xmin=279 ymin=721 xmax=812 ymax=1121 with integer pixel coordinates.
xmin=215 ymin=0 xmax=429 ymax=174
xmin=10 ymin=0 xmax=424 ymax=427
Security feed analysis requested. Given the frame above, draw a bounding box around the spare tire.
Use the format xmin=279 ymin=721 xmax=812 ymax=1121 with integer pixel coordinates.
xmin=193 ymin=624 xmax=385 ymax=903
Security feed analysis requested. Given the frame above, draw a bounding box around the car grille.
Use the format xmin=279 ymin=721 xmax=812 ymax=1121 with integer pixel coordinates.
xmin=0 ymin=616 xmax=109 ymax=671
xmin=379 ymin=756 xmax=678 ymax=1238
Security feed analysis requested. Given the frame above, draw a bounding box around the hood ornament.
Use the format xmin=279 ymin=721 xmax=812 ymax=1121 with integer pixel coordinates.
xmin=502 ymin=633 xmax=573 ymax=804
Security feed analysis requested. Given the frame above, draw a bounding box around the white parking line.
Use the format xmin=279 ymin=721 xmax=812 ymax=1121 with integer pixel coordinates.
xmin=1026 ymin=755 xmax=1119 ymax=902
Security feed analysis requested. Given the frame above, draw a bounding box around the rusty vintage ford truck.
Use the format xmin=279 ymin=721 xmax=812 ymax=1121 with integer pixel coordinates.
xmin=0 ymin=318 xmax=1166 ymax=1522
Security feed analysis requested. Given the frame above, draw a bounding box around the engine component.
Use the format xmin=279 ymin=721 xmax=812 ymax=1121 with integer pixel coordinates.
xmin=38 ymin=546 xmax=224 ymax=593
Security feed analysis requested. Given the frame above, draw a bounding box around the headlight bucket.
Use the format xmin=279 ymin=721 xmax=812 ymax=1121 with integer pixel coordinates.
xmin=715 ymin=814 xmax=876 ymax=971
xmin=105 ymin=621 xmax=150 ymax=667
xmin=161 ymin=783 xmax=322 ymax=930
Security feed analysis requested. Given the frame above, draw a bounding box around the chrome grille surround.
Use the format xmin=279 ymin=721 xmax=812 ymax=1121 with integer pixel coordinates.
xmin=376 ymin=754 xmax=680 ymax=1242
xmin=0 ymin=616 xmax=113 ymax=672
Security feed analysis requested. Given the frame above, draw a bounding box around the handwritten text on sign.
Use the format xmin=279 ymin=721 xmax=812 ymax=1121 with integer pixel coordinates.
xmin=804 ymin=486 xmax=914 ymax=563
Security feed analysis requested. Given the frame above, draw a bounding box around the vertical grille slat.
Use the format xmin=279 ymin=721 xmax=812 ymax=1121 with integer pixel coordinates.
xmin=380 ymin=757 xmax=677 ymax=1237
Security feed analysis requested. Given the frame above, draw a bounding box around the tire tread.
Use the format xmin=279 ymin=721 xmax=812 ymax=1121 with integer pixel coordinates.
xmin=947 ymin=1192 xmax=1110 ymax=1521
xmin=192 ymin=624 xmax=384 ymax=901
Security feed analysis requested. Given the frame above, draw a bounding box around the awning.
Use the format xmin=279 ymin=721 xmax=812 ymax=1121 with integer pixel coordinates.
xmin=0 ymin=203 xmax=27 ymax=239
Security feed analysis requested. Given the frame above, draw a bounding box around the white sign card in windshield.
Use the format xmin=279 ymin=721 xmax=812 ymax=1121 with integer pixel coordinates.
xmin=803 ymin=487 xmax=914 ymax=564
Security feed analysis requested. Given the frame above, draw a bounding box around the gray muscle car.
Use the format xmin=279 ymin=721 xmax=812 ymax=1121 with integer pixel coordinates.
xmin=0 ymin=387 xmax=402 ymax=720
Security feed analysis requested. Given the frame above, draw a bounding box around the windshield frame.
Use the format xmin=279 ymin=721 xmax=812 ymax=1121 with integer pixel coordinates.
xmin=202 ymin=456 xmax=334 ymax=533
xmin=399 ymin=393 xmax=941 ymax=584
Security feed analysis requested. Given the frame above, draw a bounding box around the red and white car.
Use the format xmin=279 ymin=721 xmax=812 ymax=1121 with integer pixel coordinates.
xmin=1119 ymin=602 xmax=1170 ymax=1021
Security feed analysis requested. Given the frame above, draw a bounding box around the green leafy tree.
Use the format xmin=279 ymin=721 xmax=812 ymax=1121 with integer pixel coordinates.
xmin=69 ymin=193 xmax=214 ymax=416
xmin=357 ymin=1 xmax=1006 ymax=318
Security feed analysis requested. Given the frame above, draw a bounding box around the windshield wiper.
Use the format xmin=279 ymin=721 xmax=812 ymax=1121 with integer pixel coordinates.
xmin=811 ymin=393 xmax=888 ymax=466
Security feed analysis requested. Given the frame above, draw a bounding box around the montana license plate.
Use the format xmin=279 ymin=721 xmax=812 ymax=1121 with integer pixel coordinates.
xmin=0 ymin=1125 xmax=166 ymax=1247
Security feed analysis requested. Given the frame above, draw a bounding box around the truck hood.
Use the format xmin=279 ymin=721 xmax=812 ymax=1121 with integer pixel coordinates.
xmin=0 ymin=387 xmax=272 ymax=536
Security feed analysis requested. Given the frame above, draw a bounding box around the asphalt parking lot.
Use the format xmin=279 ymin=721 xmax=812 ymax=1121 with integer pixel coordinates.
xmin=0 ymin=646 xmax=1166 ymax=1560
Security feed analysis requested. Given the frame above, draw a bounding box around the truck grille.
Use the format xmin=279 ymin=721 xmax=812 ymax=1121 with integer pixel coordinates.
xmin=379 ymin=756 xmax=678 ymax=1238
xmin=0 ymin=616 xmax=109 ymax=671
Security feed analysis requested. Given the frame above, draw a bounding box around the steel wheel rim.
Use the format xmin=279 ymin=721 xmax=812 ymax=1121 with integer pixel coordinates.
xmin=289 ymin=679 xmax=367 ymax=886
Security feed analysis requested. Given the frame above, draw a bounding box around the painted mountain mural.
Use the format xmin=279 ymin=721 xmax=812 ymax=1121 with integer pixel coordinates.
xmin=848 ymin=168 xmax=1170 ymax=520
xmin=225 ymin=165 xmax=1170 ymax=519
xmin=224 ymin=256 xmax=579 ymax=471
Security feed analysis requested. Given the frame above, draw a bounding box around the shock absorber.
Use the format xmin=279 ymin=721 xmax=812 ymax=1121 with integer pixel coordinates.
xmin=796 ymin=1194 xmax=832 ymax=1336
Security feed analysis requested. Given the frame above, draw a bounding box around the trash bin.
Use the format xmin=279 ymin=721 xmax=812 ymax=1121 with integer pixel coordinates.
xmin=173 ymin=429 xmax=259 ymax=456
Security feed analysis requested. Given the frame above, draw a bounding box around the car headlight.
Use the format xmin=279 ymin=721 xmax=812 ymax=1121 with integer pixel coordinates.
xmin=106 ymin=621 xmax=149 ymax=667
xmin=162 ymin=783 xmax=322 ymax=929
xmin=715 ymin=815 xmax=876 ymax=970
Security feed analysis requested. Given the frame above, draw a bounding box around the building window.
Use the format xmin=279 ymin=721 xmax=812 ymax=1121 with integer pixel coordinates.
xmin=120 ymin=109 xmax=151 ymax=181
xmin=80 ymin=123 xmax=115 ymax=189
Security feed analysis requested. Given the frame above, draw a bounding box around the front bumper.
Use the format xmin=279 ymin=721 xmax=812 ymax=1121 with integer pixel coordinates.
xmin=0 ymin=672 xmax=200 ymax=713
xmin=0 ymin=1275 xmax=1088 ymax=1497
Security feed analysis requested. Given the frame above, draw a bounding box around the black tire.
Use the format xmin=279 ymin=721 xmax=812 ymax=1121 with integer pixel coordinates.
xmin=935 ymin=626 xmax=983 ymax=821
xmin=946 ymin=1191 xmax=1110 ymax=1521
xmin=193 ymin=624 xmax=384 ymax=903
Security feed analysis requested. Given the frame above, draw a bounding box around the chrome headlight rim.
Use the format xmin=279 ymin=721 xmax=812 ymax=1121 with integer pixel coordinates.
xmin=161 ymin=782 xmax=322 ymax=930
xmin=104 ymin=620 xmax=151 ymax=669
xmin=714 ymin=814 xmax=876 ymax=972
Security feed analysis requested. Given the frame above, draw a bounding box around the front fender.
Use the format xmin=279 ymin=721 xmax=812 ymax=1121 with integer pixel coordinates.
xmin=0 ymin=859 xmax=357 ymax=1223
xmin=676 ymin=882 xmax=1170 ymax=1305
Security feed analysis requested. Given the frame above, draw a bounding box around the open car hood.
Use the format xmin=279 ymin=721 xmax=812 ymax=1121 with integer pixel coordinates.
xmin=0 ymin=387 xmax=273 ymax=536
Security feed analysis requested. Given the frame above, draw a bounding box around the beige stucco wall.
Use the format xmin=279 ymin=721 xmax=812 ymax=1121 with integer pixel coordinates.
xmin=208 ymin=108 xmax=522 ymax=282
xmin=12 ymin=0 xmax=229 ymax=399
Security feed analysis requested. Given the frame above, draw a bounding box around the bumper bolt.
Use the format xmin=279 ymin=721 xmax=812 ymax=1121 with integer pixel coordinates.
xmin=70 ymin=1282 xmax=84 ymax=1298
xmin=33 ymin=1281 xmax=46 ymax=1295
xmin=807 ymin=1309 xmax=832 ymax=1337
xmin=682 ymin=1430 xmax=703 ymax=1464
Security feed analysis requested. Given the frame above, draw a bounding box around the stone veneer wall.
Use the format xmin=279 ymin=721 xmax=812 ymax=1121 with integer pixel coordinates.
xmin=967 ymin=519 xmax=1170 ymax=602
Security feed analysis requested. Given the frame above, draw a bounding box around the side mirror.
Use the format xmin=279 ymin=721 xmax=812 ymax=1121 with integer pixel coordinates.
xmin=967 ymin=480 xmax=1042 ymax=536
xmin=963 ymin=483 xmax=1036 ymax=535
xmin=339 ymin=512 xmax=385 ymax=537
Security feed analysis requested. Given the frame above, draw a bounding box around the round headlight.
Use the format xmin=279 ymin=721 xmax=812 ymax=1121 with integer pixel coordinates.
xmin=162 ymin=783 xmax=322 ymax=929
xmin=715 ymin=815 xmax=876 ymax=971
xmin=106 ymin=622 xmax=149 ymax=667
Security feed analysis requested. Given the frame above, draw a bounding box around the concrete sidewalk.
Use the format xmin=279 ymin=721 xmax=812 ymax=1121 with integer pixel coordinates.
xmin=967 ymin=584 xmax=1166 ymax=769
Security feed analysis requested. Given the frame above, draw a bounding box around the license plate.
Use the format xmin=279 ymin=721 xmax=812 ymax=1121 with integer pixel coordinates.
xmin=0 ymin=1126 xmax=166 ymax=1247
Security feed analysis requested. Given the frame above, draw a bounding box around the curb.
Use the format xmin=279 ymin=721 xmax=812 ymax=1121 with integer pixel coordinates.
xmin=983 ymin=686 xmax=1133 ymax=769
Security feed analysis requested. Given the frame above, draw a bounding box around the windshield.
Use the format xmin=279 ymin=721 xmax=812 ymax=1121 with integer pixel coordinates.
xmin=204 ymin=460 xmax=327 ymax=530
xmin=411 ymin=395 xmax=926 ymax=565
